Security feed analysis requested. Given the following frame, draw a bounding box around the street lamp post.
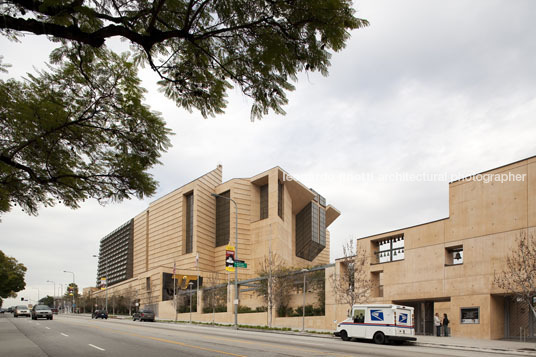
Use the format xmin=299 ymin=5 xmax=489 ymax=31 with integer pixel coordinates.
xmin=93 ymin=254 xmax=109 ymax=313
xmin=211 ymin=193 xmax=239 ymax=329
xmin=59 ymin=284 xmax=63 ymax=313
xmin=63 ymin=270 xmax=75 ymax=313
xmin=301 ymin=268 xmax=309 ymax=332
xmin=46 ymin=280 xmax=56 ymax=308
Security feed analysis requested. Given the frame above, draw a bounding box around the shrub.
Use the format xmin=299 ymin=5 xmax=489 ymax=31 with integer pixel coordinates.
xmin=202 ymin=305 xmax=227 ymax=314
xmin=238 ymin=305 xmax=253 ymax=314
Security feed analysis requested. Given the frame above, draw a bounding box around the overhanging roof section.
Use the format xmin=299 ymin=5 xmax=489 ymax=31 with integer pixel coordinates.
xmin=223 ymin=166 xmax=341 ymax=225
xmin=277 ymin=169 xmax=315 ymax=214
xmin=325 ymin=205 xmax=341 ymax=227
xmin=277 ymin=168 xmax=340 ymax=227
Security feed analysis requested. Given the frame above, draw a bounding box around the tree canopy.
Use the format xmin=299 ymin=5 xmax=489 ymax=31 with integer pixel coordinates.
xmin=0 ymin=0 xmax=367 ymax=215
xmin=0 ymin=48 xmax=172 ymax=215
xmin=39 ymin=295 xmax=55 ymax=306
xmin=0 ymin=250 xmax=27 ymax=298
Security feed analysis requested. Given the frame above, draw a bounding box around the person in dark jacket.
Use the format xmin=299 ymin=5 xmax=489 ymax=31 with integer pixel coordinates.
xmin=443 ymin=313 xmax=449 ymax=336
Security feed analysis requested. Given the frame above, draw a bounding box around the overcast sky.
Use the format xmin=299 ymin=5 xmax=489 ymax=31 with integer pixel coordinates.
xmin=1 ymin=0 xmax=535 ymax=307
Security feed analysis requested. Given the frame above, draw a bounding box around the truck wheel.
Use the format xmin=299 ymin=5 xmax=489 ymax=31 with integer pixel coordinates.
xmin=340 ymin=330 xmax=349 ymax=341
xmin=373 ymin=332 xmax=385 ymax=344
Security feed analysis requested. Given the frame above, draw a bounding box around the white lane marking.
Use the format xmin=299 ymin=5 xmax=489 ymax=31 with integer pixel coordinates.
xmin=60 ymin=333 xmax=69 ymax=337
xmin=36 ymin=323 xmax=40 ymax=325
xmin=89 ymin=344 xmax=105 ymax=351
xmin=45 ymin=327 xmax=51 ymax=330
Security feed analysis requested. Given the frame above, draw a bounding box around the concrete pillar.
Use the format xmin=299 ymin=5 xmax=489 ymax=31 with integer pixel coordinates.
xmin=198 ymin=288 xmax=204 ymax=314
xmin=227 ymin=283 xmax=234 ymax=319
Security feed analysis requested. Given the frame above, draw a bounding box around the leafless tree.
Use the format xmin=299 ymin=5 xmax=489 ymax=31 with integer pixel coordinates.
xmin=202 ymin=272 xmax=227 ymax=324
xmin=122 ymin=287 xmax=135 ymax=316
xmin=256 ymin=252 xmax=296 ymax=323
xmin=331 ymin=240 xmax=372 ymax=312
xmin=494 ymin=231 xmax=536 ymax=318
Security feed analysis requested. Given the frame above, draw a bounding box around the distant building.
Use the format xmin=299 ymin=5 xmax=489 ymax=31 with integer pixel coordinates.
xmin=93 ymin=166 xmax=340 ymax=317
xmin=354 ymin=156 xmax=536 ymax=339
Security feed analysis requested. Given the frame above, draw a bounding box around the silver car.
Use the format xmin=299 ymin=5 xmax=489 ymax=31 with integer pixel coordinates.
xmin=14 ymin=305 xmax=30 ymax=317
xmin=31 ymin=305 xmax=53 ymax=320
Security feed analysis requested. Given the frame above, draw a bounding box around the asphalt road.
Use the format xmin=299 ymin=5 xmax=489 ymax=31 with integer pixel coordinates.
xmin=0 ymin=314 xmax=515 ymax=357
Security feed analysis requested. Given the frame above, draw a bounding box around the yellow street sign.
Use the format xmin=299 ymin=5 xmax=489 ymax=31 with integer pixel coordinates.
xmin=226 ymin=245 xmax=235 ymax=251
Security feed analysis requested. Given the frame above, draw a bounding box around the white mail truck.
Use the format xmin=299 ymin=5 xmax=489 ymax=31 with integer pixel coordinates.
xmin=334 ymin=304 xmax=416 ymax=344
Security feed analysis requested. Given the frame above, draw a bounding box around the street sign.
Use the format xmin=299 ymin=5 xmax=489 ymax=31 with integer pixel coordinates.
xmin=233 ymin=260 xmax=247 ymax=268
xmin=226 ymin=248 xmax=235 ymax=272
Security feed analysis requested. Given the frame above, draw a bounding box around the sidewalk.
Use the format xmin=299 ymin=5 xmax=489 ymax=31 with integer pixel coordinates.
xmin=413 ymin=335 xmax=536 ymax=356
xmin=0 ymin=317 xmax=47 ymax=357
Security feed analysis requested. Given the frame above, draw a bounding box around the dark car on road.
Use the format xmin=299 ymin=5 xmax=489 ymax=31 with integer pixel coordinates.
xmin=133 ymin=309 xmax=155 ymax=322
xmin=31 ymin=305 xmax=53 ymax=320
xmin=92 ymin=310 xmax=108 ymax=319
xmin=51 ymin=308 xmax=59 ymax=315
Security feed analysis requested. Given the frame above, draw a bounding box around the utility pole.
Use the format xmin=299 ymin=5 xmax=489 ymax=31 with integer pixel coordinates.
xmin=63 ymin=270 xmax=75 ymax=313
xmin=46 ymin=280 xmax=56 ymax=307
xmin=301 ymin=268 xmax=309 ymax=332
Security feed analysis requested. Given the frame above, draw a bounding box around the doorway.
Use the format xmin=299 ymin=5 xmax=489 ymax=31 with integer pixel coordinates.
xmin=394 ymin=300 xmax=435 ymax=335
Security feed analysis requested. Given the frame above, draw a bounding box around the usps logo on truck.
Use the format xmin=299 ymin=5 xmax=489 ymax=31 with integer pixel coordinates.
xmin=399 ymin=313 xmax=408 ymax=324
xmin=370 ymin=309 xmax=384 ymax=321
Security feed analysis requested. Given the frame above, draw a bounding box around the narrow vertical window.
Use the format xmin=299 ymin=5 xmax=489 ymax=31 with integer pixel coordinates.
xmin=146 ymin=277 xmax=151 ymax=291
xmin=185 ymin=192 xmax=194 ymax=254
xmin=278 ymin=180 xmax=284 ymax=219
xmin=215 ymin=191 xmax=230 ymax=247
xmin=260 ymin=184 xmax=268 ymax=220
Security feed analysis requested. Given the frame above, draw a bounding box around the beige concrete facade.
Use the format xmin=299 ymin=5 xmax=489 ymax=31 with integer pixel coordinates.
xmin=93 ymin=166 xmax=339 ymax=323
xmin=355 ymin=156 xmax=536 ymax=339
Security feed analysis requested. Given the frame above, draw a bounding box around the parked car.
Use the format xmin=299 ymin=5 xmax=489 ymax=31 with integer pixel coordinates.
xmin=7 ymin=307 xmax=14 ymax=313
xmin=51 ymin=308 xmax=59 ymax=315
xmin=31 ymin=305 xmax=53 ymax=320
xmin=133 ymin=309 xmax=155 ymax=322
xmin=0 ymin=308 xmax=5 ymax=313
xmin=92 ymin=310 xmax=108 ymax=319
xmin=14 ymin=305 xmax=31 ymax=318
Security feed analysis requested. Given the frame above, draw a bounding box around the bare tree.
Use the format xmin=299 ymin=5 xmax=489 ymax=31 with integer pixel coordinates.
xmin=331 ymin=240 xmax=372 ymax=312
xmin=494 ymin=231 xmax=536 ymax=318
xmin=202 ymin=273 xmax=227 ymax=325
xmin=121 ymin=287 xmax=135 ymax=316
xmin=256 ymin=253 xmax=296 ymax=321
